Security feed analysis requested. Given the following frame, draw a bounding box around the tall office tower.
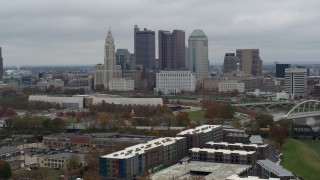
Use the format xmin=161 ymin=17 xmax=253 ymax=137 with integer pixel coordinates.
xmin=276 ymin=64 xmax=291 ymax=78
xmin=285 ymin=67 xmax=307 ymax=99
xmin=185 ymin=46 xmax=189 ymax=69
xmin=223 ymin=53 xmax=239 ymax=73
xmin=0 ymin=47 xmax=3 ymax=81
xmin=158 ymin=30 xmax=185 ymax=70
xmin=134 ymin=26 xmax=155 ymax=69
xmin=94 ymin=31 xmax=122 ymax=89
xmin=236 ymin=49 xmax=262 ymax=76
xmin=188 ymin=29 xmax=209 ymax=84
xmin=115 ymin=49 xmax=132 ymax=71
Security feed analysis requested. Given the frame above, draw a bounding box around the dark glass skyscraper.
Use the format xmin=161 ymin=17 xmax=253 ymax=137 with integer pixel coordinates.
xmin=223 ymin=53 xmax=239 ymax=73
xmin=0 ymin=47 xmax=3 ymax=81
xmin=158 ymin=30 xmax=185 ymax=70
xmin=276 ymin=64 xmax=291 ymax=78
xmin=134 ymin=26 xmax=155 ymax=70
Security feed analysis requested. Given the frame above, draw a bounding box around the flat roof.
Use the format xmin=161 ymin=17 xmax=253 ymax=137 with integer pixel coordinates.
xmin=0 ymin=146 xmax=21 ymax=155
xmin=177 ymin=125 xmax=222 ymax=136
xmin=206 ymin=141 xmax=267 ymax=148
xmin=249 ymin=135 xmax=263 ymax=144
xmin=150 ymin=161 xmax=251 ymax=180
xmin=189 ymin=148 xmax=256 ymax=155
xmin=226 ymin=175 xmax=280 ymax=180
xmin=257 ymin=160 xmax=293 ymax=177
xmin=102 ymin=137 xmax=185 ymax=159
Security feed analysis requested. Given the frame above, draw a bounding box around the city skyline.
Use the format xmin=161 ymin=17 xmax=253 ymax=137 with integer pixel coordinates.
xmin=0 ymin=0 xmax=319 ymax=66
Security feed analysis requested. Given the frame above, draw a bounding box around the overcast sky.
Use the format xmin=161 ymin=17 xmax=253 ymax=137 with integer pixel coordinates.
xmin=1 ymin=0 xmax=319 ymax=66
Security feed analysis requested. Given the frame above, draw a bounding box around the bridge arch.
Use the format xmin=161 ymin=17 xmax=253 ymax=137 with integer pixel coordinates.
xmin=284 ymin=100 xmax=320 ymax=119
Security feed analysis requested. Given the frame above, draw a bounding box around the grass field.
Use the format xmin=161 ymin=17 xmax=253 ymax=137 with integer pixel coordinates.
xmin=299 ymin=139 xmax=320 ymax=155
xmin=281 ymin=138 xmax=320 ymax=180
xmin=65 ymin=118 xmax=78 ymax=124
xmin=188 ymin=110 xmax=206 ymax=121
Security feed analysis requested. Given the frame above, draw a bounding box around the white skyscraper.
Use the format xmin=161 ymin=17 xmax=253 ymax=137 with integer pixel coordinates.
xmin=188 ymin=29 xmax=209 ymax=86
xmin=94 ymin=31 xmax=122 ymax=89
xmin=285 ymin=67 xmax=307 ymax=99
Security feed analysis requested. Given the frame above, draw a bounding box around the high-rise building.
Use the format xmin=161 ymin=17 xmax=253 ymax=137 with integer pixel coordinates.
xmin=94 ymin=31 xmax=122 ymax=89
xmin=223 ymin=53 xmax=239 ymax=74
xmin=188 ymin=29 xmax=209 ymax=85
xmin=185 ymin=46 xmax=189 ymax=69
xmin=134 ymin=25 xmax=155 ymax=70
xmin=276 ymin=64 xmax=291 ymax=78
xmin=158 ymin=30 xmax=185 ymax=70
xmin=236 ymin=49 xmax=262 ymax=76
xmin=115 ymin=49 xmax=132 ymax=71
xmin=0 ymin=47 xmax=3 ymax=81
xmin=285 ymin=67 xmax=307 ymax=99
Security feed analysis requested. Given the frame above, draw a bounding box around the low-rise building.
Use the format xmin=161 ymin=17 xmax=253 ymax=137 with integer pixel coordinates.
xmin=37 ymin=153 xmax=86 ymax=169
xmin=109 ymin=78 xmax=134 ymax=91
xmin=155 ymin=70 xmax=196 ymax=94
xmin=219 ymin=81 xmax=245 ymax=93
xmin=0 ymin=146 xmax=22 ymax=160
xmin=188 ymin=148 xmax=256 ymax=166
xmin=177 ymin=125 xmax=223 ymax=149
xmin=256 ymin=159 xmax=294 ymax=180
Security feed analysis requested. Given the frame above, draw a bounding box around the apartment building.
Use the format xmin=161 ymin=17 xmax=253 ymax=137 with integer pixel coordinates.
xmin=176 ymin=125 xmax=223 ymax=149
xmin=256 ymin=160 xmax=294 ymax=180
xmin=37 ymin=153 xmax=86 ymax=169
xmin=109 ymin=78 xmax=134 ymax=91
xmin=188 ymin=148 xmax=256 ymax=166
xmin=205 ymin=141 xmax=269 ymax=159
xmin=99 ymin=137 xmax=186 ymax=179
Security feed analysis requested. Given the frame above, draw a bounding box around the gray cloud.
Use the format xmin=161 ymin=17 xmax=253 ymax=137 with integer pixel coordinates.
xmin=0 ymin=0 xmax=319 ymax=66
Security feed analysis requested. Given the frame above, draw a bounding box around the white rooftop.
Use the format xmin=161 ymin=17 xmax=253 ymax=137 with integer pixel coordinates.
xmin=189 ymin=148 xmax=256 ymax=155
xmin=177 ymin=125 xmax=221 ymax=135
xmin=102 ymin=137 xmax=185 ymax=159
xmin=206 ymin=141 xmax=267 ymax=148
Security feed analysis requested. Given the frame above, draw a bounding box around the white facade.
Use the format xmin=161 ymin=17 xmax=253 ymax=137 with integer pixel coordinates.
xmin=155 ymin=70 xmax=196 ymax=94
xmin=219 ymin=81 xmax=245 ymax=93
xmin=188 ymin=29 xmax=209 ymax=85
xmin=109 ymin=78 xmax=134 ymax=91
xmin=285 ymin=67 xmax=307 ymax=99
xmin=94 ymin=31 xmax=122 ymax=89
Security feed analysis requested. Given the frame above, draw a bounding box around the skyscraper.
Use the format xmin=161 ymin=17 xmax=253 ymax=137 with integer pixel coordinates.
xmin=223 ymin=53 xmax=239 ymax=74
xmin=285 ymin=67 xmax=307 ymax=99
xmin=236 ymin=49 xmax=262 ymax=76
xmin=276 ymin=64 xmax=291 ymax=78
xmin=94 ymin=31 xmax=122 ymax=89
xmin=158 ymin=30 xmax=185 ymax=70
xmin=0 ymin=47 xmax=3 ymax=81
xmin=115 ymin=49 xmax=132 ymax=71
xmin=134 ymin=26 xmax=155 ymax=70
xmin=188 ymin=29 xmax=209 ymax=84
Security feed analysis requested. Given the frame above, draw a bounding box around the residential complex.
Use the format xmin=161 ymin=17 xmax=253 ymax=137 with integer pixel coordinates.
xmin=155 ymin=70 xmax=195 ymax=94
xmin=109 ymin=78 xmax=134 ymax=91
xmin=99 ymin=137 xmax=186 ymax=179
xmin=94 ymin=30 xmax=122 ymax=89
xmin=158 ymin=30 xmax=185 ymax=69
xmin=188 ymin=148 xmax=256 ymax=166
xmin=176 ymin=125 xmax=223 ymax=149
xmin=205 ymin=141 xmax=269 ymax=159
xmin=285 ymin=67 xmax=307 ymax=99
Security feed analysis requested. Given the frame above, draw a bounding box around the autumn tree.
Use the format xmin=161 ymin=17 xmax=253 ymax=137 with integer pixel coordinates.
xmin=175 ymin=112 xmax=190 ymax=126
xmin=269 ymin=125 xmax=288 ymax=147
xmin=83 ymin=170 xmax=101 ymax=180
xmin=67 ymin=154 xmax=82 ymax=169
xmin=253 ymin=113 xmax=274 ymax=128
xmin=95 ymin=112 xmax=112 ymax=129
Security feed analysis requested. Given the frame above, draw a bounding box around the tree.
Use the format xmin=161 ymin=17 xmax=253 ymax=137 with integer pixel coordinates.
xmin=67 ymin=154 xmax=82 ymax=169
xmin=0 ymin=159 xmax=12 ymax=179
xmin=269 ymin=125 xmax=288 ymax=147
xmin=83 ymin=170 xmax=101 ymax=180
xmin=175 ymin=112 xmax=190 ymax=126
xmin=254 ymin=113 xmax=274 ymax=128
xmin=96 ymin=112 xmax=112 ymax=129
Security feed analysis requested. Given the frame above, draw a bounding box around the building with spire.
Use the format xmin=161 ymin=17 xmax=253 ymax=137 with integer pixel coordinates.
xmin=94 ymin=31 xmax=122 ymax=89
xmin=188 ymin=29 xmax=209 ymax=86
